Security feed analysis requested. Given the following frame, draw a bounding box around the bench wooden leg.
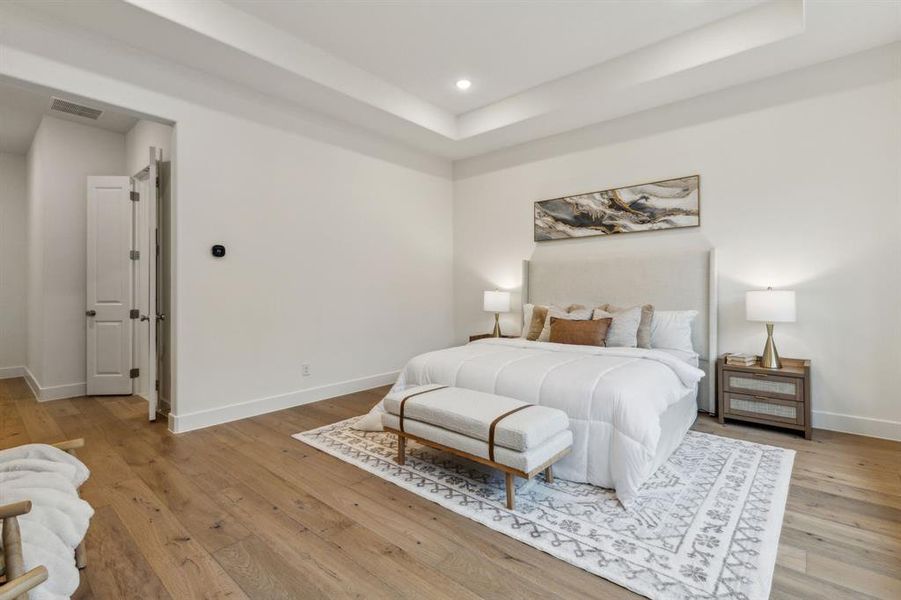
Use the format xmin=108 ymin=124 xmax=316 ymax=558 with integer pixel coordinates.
xmin=544 ymin=465 xmax=554 ymax=484
xmin=396 ymin=434 xmax=406 ymax=466
xmin=505 ymin=472 xmax=515 ymax=510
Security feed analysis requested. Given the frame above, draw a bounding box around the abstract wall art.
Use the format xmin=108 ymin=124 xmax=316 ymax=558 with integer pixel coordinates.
xmin=534 ymin=175 xmax=700 ymax=241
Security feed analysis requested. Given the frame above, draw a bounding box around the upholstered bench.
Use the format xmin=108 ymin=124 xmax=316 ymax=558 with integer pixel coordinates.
xmin=381 ymin=384 xmax=573 ymax=509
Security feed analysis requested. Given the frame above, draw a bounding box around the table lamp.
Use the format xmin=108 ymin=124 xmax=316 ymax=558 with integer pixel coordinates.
xmin=745 ymin=287 xmax=796 ymax=369
xmin=483 ymin=290 xmax=511 ymax=337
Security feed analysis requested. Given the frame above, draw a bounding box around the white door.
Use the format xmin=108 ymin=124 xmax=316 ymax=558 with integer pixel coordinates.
xmin=132 ymin=172 xmax=152 ymax=408
xmin=146 ymin=149 xmax=159 ymax=419
xmin=86 ymin=176 xmax=134 ymax=396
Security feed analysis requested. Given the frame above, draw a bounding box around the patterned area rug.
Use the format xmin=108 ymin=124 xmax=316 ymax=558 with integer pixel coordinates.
xmin=294 ymin=417 xmax=794 ymax=600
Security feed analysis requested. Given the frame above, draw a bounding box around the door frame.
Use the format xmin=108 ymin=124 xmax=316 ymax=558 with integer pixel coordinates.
xmin=4 ymin=76 xmax=178 ymax=429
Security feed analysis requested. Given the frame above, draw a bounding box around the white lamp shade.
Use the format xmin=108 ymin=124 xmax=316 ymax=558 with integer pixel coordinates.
xmin=746 ymin=289 xmax=796 ymax=323
xmin=483 ymin=290 xmax=511 ymax=313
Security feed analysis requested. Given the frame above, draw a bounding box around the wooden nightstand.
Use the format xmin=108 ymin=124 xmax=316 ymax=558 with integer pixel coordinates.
xmin=717 ymin=355 xmax=812 ymax=439
xmin=469 ymin=333 xmax=518 ymax=342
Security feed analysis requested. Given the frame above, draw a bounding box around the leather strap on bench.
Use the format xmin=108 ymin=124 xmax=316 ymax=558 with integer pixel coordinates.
xmin=489 ymin=404 xmax=533 ymax=462
xmin=398 ymin=386 xmax=448 ymax=433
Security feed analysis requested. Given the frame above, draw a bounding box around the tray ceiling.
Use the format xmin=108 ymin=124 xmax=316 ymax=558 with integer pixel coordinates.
xmin=5 ymin=0 xmax=900 ymax=160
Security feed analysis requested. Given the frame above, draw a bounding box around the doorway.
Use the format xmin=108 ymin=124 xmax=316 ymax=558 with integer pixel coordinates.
xmin=0 ymin=76 xmax=175 ymax=422
xmin=85 ymin=146 xmax=170 ymax=420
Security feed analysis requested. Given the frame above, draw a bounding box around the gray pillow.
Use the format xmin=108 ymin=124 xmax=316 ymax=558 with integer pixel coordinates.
xmin=592 ymin=306 xmax=641 ymax=347
xmin=601 ymin=304 xmax=655 ymax=349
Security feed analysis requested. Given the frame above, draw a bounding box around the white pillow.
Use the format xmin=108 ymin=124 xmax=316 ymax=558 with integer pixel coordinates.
xmin=538 ymin=306 xmax=593 ymax=342
xmin=650 ymin=310 xmax=698 ymax=353
xmin=592 ymin=306 xmax=641 ymax=348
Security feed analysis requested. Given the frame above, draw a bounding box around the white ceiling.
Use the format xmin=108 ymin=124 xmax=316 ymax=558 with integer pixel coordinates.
xmin=224 ymin=0 xmax=763 ymax=114
xmin=6 ymin=0 xmax=901 ymax=160
xmin=0 ymin=80 xmax=138 ymax=154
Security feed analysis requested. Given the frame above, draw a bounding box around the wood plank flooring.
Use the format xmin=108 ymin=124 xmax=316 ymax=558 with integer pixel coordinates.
xmin=1 ymin=376 xmax=899 ymax=599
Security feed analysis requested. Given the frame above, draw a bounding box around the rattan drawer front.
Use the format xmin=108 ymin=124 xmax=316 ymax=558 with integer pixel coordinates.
xmin=724 ymin=393 xmax=804 ymax=426
xmin=724 ymin=371 xmax=801 ymax=401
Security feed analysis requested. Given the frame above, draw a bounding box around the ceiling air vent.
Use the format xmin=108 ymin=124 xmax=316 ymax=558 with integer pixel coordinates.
xmin=49 ymin=97 xmax=103 ymax=120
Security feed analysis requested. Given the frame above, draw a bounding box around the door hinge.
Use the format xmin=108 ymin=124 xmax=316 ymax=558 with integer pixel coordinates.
xmin=129 ymin=309 xmax=139 ymax=319
xmin=130 ymin=191 xmax=139 ymax=202
xmin=155 ymin=380 xmax=160 ymax=391
xmin=130 ymin=250 xmax=140 ymax=260
xmin=130 ymin=368 xmax=140 ymax=379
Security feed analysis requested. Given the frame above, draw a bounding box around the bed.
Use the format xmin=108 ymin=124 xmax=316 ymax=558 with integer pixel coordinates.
xmin=360 ymin=249 xmax=717 ymax=506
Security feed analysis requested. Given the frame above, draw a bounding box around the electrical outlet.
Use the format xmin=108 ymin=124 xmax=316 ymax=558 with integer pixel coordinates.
xmin=301 ymin=363 xmax=311 ymax=377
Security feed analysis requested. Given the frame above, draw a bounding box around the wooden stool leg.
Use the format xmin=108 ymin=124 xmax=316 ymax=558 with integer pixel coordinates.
xmin=396 ymin=434 xmax=406 ymax=465
xmin=2 ymin=515 xmax=25 ymax=579
xmin=75 ymin=539 xmax=87 ymax=569
xmin=544 ymin=465 xmax=554 ymax=484
xmin=505 ymin=472 xmax=515 ymax=510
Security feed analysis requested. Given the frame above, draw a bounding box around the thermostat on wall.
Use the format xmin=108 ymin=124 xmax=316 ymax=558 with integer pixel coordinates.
xmin=211 ymin=244 xmax=226 ymax=258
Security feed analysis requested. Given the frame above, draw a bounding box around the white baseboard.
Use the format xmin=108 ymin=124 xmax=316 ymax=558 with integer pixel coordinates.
xmin=23 ymin=367 xmax=86 ymax=402
xmin=0 ymin=366 xmax=25 ymax=379
xmin=14 ymin=362 xmax=899 ymax=442
xmin=169 ymin=370 xmax=399 ymax=434
xmin=812 ymin=410 xmax=901 ymax=442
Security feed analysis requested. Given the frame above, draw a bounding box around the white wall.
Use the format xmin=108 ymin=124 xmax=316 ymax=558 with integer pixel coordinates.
xmin=0 ymin=152 xmax=27 ymax=377
xmin=2 ymin=11 xmax=455 ymax=427
xmin=126 ymin=119 xmax=172 ymax=176
xmin=26 ymin=128 xmax=44 ymax=387
xmin=170 ymin=109 xmax=453 ymax=429
xmin=25 ymin=115 xmax=126 ymax=398
xmin=454 ymin=57 xmax=901 ymax=440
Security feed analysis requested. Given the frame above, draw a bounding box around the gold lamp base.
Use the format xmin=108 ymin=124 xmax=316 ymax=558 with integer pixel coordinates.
xmin=760 ymin=323 xmax=782 ymax=369
xmin=491 ymin=313 xmax=501 ymax=337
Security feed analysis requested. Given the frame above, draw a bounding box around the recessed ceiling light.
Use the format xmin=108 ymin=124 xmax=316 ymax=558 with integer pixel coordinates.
xmin=455 ymin=79 xmax=472 ymax=91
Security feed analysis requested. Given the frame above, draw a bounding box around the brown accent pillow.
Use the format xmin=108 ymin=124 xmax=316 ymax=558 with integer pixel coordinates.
xmin=539 ymin=306 xmax=593 ymax=342
xmin=549 ymin=317 xmax=612 ymax=347
xmin=526 ymin=305 xmax=548 ymax=341
xmin=603 ymin=304 xmax=654 ymax=348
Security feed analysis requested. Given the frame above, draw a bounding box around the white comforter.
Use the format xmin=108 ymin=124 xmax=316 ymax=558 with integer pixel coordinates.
xmin=359 ymin=338 xmax=705 ymax=506
xmin=0 ymin=445 xmax=93 ymax=600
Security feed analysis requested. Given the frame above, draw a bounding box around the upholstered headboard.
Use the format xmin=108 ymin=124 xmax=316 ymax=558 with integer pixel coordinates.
xmin=522 ymin=249 xmax=718 ymax=412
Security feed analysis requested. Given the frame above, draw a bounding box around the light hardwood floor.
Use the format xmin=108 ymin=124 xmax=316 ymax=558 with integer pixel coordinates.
xmin=1 ymin=377 xmax=899 ymax=599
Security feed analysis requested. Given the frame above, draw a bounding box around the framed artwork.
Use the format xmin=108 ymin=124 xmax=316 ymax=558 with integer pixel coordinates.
xmin=534 ymin=175 xmax=700 ymax=241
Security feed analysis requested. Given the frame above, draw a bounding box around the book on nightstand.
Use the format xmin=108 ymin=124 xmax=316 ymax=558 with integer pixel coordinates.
xmin=724 ymin=353 xmax=758 ymax=367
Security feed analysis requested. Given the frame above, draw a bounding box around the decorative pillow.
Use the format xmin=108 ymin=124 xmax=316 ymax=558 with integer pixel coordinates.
xmin=603 ymin=303 xmax=655 ymax=349
xmin=549 ymin=317 xmax=612 ymax=347
xmin=525 ymin=305 xmax=549 ymax=340
xmin=591 ymin=306 xmax=642 ymax=348
xmin=538 ymin=306 xmax=593 ymax=342
xmin=650 ymin=310 xmax=698 ymax=353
